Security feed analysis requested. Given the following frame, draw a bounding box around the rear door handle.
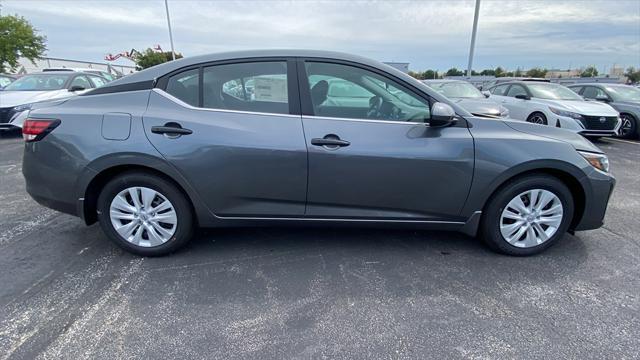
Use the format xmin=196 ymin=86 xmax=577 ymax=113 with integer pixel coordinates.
xmin=151 ymin=122 xmax=193 ymax=136
xmin=311 ymin=137 xmax=350 ymax=147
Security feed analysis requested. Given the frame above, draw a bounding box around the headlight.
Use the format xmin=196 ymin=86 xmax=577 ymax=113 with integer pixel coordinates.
xmin=13 ymin=103 xmax=33 ymax=113
xmin=578 ymin=151 xmax=609 ymax=173
xmin=549 ymin=107 xmax=583 ymax=120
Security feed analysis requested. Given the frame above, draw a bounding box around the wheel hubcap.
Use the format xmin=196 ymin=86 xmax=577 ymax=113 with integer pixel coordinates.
xmin=620 ymin=116 xmax=632 ymax=136
xmin=530 ymin=115 xmax=545 ymax=124
xmin=109 ymin=186 xmax=177 ymax=247
xmin=500 ymin=189 xmax=563 ymax=248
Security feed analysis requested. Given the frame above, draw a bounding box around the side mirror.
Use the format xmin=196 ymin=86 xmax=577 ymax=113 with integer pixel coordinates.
xmin=430 ymin=102 xmax=457 ymax=127
xmin=595 ymin=95 xmax=610 ymax=103
xmin=482 ymin=90 xmax=491 ymax=98
xmin=515 ymin=94 xmax=530 ymax=100
xmin=69 ymin=85 xmax=85 ymax=92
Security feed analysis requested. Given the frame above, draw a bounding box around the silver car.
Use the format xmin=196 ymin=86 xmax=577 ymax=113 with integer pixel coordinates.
xmin=21 ymin=50 xmax=615 ymax=256
xmin=423 ymin=80 xmax=509 ymax=118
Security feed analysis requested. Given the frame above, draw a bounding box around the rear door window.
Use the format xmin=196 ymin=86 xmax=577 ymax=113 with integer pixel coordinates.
xmin=202 ymin=61 xmax=289 ymax=114
xmin=166 ymin=69 xmax=200 ymax=107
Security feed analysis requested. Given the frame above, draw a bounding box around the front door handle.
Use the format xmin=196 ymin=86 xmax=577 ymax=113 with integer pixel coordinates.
xmin=151 ymin=122 xmax=193 ymax=137
xmin=311 ymin=136 xmax=350 ymax=148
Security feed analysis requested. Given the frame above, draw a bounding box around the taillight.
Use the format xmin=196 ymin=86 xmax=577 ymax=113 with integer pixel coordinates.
xmin=22 ymin=119 xmax=60 ymax=142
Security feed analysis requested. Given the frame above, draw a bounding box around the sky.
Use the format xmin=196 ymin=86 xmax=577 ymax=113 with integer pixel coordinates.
xmin=2 ymin=0 xmax=639 ymax=73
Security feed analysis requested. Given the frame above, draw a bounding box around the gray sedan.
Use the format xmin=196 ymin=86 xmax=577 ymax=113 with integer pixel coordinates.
xmin=568 ymin=83 xmax=640 ymax=139
xmin=423 ymin=79 xmax=509 ymax=118
xmin=21 ymin=50 xmax=614 ymax=256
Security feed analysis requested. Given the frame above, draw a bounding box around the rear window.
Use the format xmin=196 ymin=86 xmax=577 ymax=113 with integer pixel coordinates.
xmin=4 ymin=74 xmax=71 ymax=91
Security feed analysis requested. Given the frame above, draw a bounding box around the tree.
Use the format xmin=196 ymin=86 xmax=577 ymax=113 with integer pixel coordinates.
xmin=422 ymin=69 xmax=438 ymax=79
xmin=480 ymin=69 xmax=495 ymax=76
xmin=580 ymin=66 xmax=598 ymax=78
xmin=494 ymin=67 xmax=505 ymax=77
xmin=526 ymin=67 xmax=548 ymax=78
xmin=0 ymin=14 xmax=47 ymax=73
xmin=445 ymin=67 xmax=464 ymax=76
xmin=135 ymin=48 xmax=183 ymax=70
xmin=624 ymin=67 xmax=640 ymax=84
xmin=514 ymin=68 xmax=523 ymax=77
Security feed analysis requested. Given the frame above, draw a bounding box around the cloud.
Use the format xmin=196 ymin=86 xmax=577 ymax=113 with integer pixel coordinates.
xmin=3 ymin=0 xmax=639 ymax=71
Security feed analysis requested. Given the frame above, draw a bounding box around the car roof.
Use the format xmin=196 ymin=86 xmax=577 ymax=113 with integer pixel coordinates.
xmin=490 ymin=80 xmax=552 ymax=87
xmin=423 ymin=80 xmax=464 ymax=84
xmin=107 ymin=49 xmax=407 ymax=87
xmin=568 ymin=83 xmax=628 ymax=87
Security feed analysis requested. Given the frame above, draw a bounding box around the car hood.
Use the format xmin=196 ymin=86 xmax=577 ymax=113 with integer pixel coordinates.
xmin=537 ymin=99 xmax=618 ymax=116
xmin=0 ymin=90 xmax=70 ymax=108
xmin=451 ymin=98 xmax=505 ymax=117
xmin=502 ymin=119 xmax=602 ymax=153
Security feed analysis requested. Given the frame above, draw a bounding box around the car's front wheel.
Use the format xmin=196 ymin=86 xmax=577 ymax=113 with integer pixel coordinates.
xmin=619 ymin=113 xmax=638 ymax=139
xmin=479 ymin=174 xmax=574 ymax=256
xmin=526 ymin=112 xmax=548 ymax=125
xmin=97 ymin=171 xmax=194 ymax=256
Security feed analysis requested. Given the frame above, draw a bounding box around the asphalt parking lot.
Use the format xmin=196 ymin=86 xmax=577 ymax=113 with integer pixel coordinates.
xmin=0 ymin=133 xmax=638 ymax=359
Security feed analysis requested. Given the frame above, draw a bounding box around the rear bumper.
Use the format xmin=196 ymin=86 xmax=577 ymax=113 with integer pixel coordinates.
xmin=573 ymin=169 xmax=616 ymax=231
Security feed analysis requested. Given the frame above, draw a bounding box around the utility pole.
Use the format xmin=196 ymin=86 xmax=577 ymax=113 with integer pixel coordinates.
xmin=466 ymin=0 xmax=481 ymax=78
xmin=164 ymin=0 xmax=176 ymax=60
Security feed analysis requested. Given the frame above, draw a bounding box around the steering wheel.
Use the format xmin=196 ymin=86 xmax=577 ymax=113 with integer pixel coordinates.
xmin=367 ymin=96 xmax=402 ymax=120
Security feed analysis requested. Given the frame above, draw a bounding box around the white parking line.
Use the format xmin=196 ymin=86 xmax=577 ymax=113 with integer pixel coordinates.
xmin=604 ymin=138 xmax=640 ymax=146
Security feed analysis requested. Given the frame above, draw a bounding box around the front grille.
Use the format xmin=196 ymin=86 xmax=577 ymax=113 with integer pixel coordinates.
xmin=582 ymin=116 xmax=617 ymax=130
xmin=0 ymin=107 xmax=12 ymax=124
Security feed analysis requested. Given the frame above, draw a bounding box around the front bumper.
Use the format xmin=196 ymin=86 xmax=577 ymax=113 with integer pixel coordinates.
xmin=554 ymin=115 xmax=621 ymax=137
xmin=573 ymin=168 xmax=616 ymax=231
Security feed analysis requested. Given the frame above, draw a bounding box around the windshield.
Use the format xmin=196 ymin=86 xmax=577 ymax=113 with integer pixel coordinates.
xmin=527 ymin=83 xmax=582 ymax=100
xmin=4 ymin=74 xmax=71 ymax=91
xmin=606 ymin=86 xmax=640 ymax=102
xmin=431 ymin=82 xmax=483 ymax=98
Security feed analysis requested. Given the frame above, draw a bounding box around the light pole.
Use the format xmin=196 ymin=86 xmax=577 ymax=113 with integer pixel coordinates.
xmin=466 ymin=0 xmax=481 ymax=78
xmin=164 ymin=0 xmax=176 ymax=60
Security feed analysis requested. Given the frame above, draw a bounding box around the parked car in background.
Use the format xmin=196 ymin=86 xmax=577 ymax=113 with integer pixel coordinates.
xmin=0 ymin=72 xmax=107 ymax=132
xmin=424 ymin=80 xmax=509 ymax=118
xmin=487 ymin=81 xmax=620 ymax=138
xmin=481 ymin=77 xmax=549 ymax=90
xmin=21 ymin=50 xmax=614 ymax=257
xmin=0 ymin=74 xmax=16 ymax=90
xmin=567 ymin=83 xmax=640 ymax=139
xmin=43 ymin=67 xmax=117 ymax=82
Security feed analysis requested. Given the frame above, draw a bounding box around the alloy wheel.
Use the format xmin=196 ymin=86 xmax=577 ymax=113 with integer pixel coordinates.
xmin=619 ymin=115 xmax=634 ymax=137
xmin=109 ymin=186 xmax=177 ymax=247
xmin=528 ymin=115 xmax=546 ymax=125
xmin=500 ymin=189 xmax=563 ymax=248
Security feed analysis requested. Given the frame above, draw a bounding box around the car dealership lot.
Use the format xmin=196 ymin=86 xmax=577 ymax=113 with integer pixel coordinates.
xmin=0 ymin=134 xmax=638 ymax=359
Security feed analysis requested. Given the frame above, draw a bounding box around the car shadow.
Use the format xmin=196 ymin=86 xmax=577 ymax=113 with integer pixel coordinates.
xmin=140 ymin=226 xmax=590 ymax=286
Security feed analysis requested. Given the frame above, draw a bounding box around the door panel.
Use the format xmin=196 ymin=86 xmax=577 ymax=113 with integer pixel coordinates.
xmin=144 ymin=90 xmax=307 ymax=216
xmin=303 ymin=117 xmax=474 ymax=219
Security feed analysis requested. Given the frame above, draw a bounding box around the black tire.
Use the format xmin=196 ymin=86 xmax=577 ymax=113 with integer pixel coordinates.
xmin=618 ymin=113 xmax=638 ymax=139
xmin=97 ymin=171 xmax=194 ymax=256
xmin=526 ymin=112 xmax=548 ymax=125
xmin=479 ymin=174 xmax=574 ymax=256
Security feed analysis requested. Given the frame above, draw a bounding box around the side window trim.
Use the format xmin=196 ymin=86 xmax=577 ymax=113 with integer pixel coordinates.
xmin=296 ymin=57 xmax=434 ymax=120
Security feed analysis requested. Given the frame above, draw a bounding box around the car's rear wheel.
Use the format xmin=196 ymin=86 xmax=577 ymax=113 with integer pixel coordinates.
xmin=97 ymin=171 xmax=194 ymax=256
xmin=480 ymin=174 xmax=574 ymax=256
xmin=527 ymin=112 xmax=548 ymax=125
xmin=618 ymin=113 xmax=638 ymax=139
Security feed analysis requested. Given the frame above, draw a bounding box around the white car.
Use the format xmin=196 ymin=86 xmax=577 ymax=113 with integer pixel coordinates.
xmin=0 ymin=72 xmax=107 ymax=131
xmin=487 ymin=81 xmax=621 ymax=137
